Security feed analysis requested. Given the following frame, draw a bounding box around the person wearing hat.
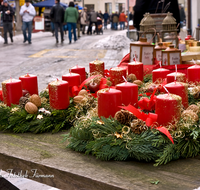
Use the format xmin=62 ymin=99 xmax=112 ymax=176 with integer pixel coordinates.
xmin=0 ymin=0 xmax=15 ymax=44
xmin=20 ymin=0 xmax=36 ymax=44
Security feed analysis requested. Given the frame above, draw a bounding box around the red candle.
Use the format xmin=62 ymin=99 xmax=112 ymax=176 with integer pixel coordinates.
xmin=89 ymin=60 xmax=105 ymax=76
xmin=152 ymin=68 xmax=170 ymax=83
xmin=70 ymin=65 xmax=86 ymax=83
xmin=128 ymin=61 xmax=143 ymax=81
xmin=19 ymin=74 xmax=38 ymax=95
xmin=167 ymin=72 xmax=186 ymax=83
xmin=2 ymin=79 xmax=22 ymax=106
xmin=98 ymin=88 xmax=122 ymax=118
xmin=116 ymin=82 xmax=138 ymax=107
xmin=0 ymin=89 xmax=3 ymax=101
xmin=62 ymin=73 xmax=81 ymax=97
xmin=110 ymin=67 xmax=127 ymax=86
xmin=187 ymin=65 xmax=200 ymax=83
xmin=165 ymin=82 xmax=188 ymax=108
xmin=48 ymin=80 xmax=69 ymax=110
xmin=155 ymin=94 xmax=182 ymax=126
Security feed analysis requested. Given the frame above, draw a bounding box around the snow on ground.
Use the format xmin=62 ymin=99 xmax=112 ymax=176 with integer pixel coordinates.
xmin=91 ymin=35 xmax=131 ymax=50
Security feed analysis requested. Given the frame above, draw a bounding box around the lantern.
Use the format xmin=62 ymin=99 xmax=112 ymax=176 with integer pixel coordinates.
xmin=130 ymin=37 xmax=155 ymax=65
xmin=161 ymin=12 xmax=179 ymax=47
xmin=162 ymin=45 xmax=182 ymax=66
xmin=154 ymin=42 xmax=166 ymax=62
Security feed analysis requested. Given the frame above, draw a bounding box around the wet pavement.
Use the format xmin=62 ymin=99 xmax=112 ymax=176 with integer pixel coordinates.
xmin=0 ymin=29 xmax=128 ymax=92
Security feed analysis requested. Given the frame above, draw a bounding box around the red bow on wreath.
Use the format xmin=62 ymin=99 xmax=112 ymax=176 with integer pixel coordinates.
xmin=119 ymin=104 xmax=174 ymax=144
xmin=138 ymin=88 xmax=157 ymax=111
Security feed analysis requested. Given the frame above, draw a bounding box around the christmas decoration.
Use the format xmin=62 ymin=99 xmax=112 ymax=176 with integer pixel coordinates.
xmin=73 ymin=95 xmax=85 ymax=104
xmin=186 ymin=104 xmax=200 ymax=114
xmin=88 ymin=81 xmax=99 ymax=93
xmin=114 ymin=110 xmax=136 ymax=125
xmin=130 ymin=119 xmax=148 ymax=134
xmin=19 ymin=97 xmax=29 ymax=108
xmin=133 ymin=80 xmax=143 ymax=87
xmin=78 ymin=89 xmax=88 ymax=97
xmin=181 ymin=110 xmax=199 ymax=123
xmin=30 ymin=94 xmax=41 ymax=108
xmin=126 ymin=74 xmax=137 ymax=83
xmin=25 ymin=102 xmax=38 ymax=114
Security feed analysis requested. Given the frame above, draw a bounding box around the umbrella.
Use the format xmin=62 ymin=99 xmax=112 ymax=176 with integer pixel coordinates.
xmin=33 ymin=0 xmax=68 ymax=8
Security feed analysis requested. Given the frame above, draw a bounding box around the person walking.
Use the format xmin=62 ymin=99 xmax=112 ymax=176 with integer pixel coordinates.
xmin=0 ymin=0 xmax=15 ymax=44
xmin=89 ymin=9 xmax=97 ymax=34
xmin=20 ymin=0 xmax=36 ymax=44
xmin=119 ymin=11 xmax=126 ymax=30
xmin=103 ymin=11 xmax=109 ymax=29
xmin=112 ymin=12 xmax=119 ymax=30
xmin=64 ymin=1 xmax=78 ymax=44
xmin=50 ymin=0 xmax=65 ymax=43
xmin=76 ymin=6 xmax=81 ymax=38
xmin=80 ymin=7 xmax=88 ymax=35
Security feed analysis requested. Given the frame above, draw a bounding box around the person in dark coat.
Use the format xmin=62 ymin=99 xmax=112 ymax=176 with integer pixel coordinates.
xmin=0 ymin=0 xmax=15 ymax=44
xmin=103 ymin=11 xmax=109 ymax=29
xmin=50 ymin=0 xmax=65 ymax=43
xmin=134 ymin=0 xmax=180 ymax=33
xmin=179 ymin=4 xmax=185 ymax=28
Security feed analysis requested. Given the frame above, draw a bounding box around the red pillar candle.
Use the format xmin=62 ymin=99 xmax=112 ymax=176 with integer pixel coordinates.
xmin=70 ymin=65 xmax=86 ymax=83
xmin=128 ymin=61 xmax=144 ymax=81
xmin=187 ymin=65 xmax=200 ymax=83
xmin=19 ymin=74 xmax=38 ymax=95
xmin=116 ymin=82 xmax=138 ymax=107
xmin=48 ymin=80 xmax=69 ymax=110
xmin=110 ymin=67 xmax=127 ymax=86
xmin=89 ymin=60 xmax=105 ymax=76
xmin=155 ymin=94 xmax=182 ymax=126
xmin=165 ymin=82 xmax=188 ymax=109
xmin=2 ymin=79 xmax=22 ymax=106
xmin=167 ymin=72 xmax=186 ymax=83
xmin=62 ymin=73 xmax=81 ymax=97
xmin=152 ymin=68 xmax=170 ymax=83
xmin=98 ymin=88 xmax=122 ymax=118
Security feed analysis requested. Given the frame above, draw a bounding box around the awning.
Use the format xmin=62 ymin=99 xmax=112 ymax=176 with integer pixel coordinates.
xmin=33 ymin=0 xmax=68 ymax=8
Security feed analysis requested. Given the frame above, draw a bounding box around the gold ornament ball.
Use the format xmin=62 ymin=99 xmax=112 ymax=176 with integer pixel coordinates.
xmin=30 ymin=94 xmax=41 ymax=107
xmin=181 ymin=110 xmax=199 ymax=122
xmin=25 ymin=102 xmax=38 ymax=114
xmin=186 ymin=104 xmax=200 ymax=114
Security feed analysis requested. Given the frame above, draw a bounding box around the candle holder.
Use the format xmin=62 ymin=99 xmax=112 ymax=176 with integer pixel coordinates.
xmin=154 ymin=42 xmax=166 ymax=62
xmin=162 ymin=45 xmax=182 ymax=65
xmin=110 ymin=67 xmax=127 ymax=86
xmin=130 ymin=37 xmax=155 ymax=65
xmin=89 ymin=60 xmax=105 ymax=76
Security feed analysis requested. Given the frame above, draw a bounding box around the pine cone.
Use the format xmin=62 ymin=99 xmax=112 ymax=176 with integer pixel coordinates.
xmin=114 ymin=110 xmax=126 ymax=124
xmin=114 ymin=110 xmax=136 ymax=125
xmin=130 ymin=119 xmax=148 ymax=134
xmin=19 ymin=97 xmax=29 ymax=108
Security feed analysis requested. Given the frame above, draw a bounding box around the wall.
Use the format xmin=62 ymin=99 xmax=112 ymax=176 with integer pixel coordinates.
xmin=191 ymin=0 xmax=200 ymax=34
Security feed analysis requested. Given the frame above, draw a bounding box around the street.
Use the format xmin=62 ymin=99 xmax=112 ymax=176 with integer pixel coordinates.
xmin=0 ymin=29 xmax=129 ymax=91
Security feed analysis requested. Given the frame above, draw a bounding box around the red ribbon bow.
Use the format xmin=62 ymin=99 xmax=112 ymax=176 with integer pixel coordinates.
xmin=119 ymin=104 xmax=174 ymax=144
xmin=138 ymin=88 xmax=157 ymax=111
